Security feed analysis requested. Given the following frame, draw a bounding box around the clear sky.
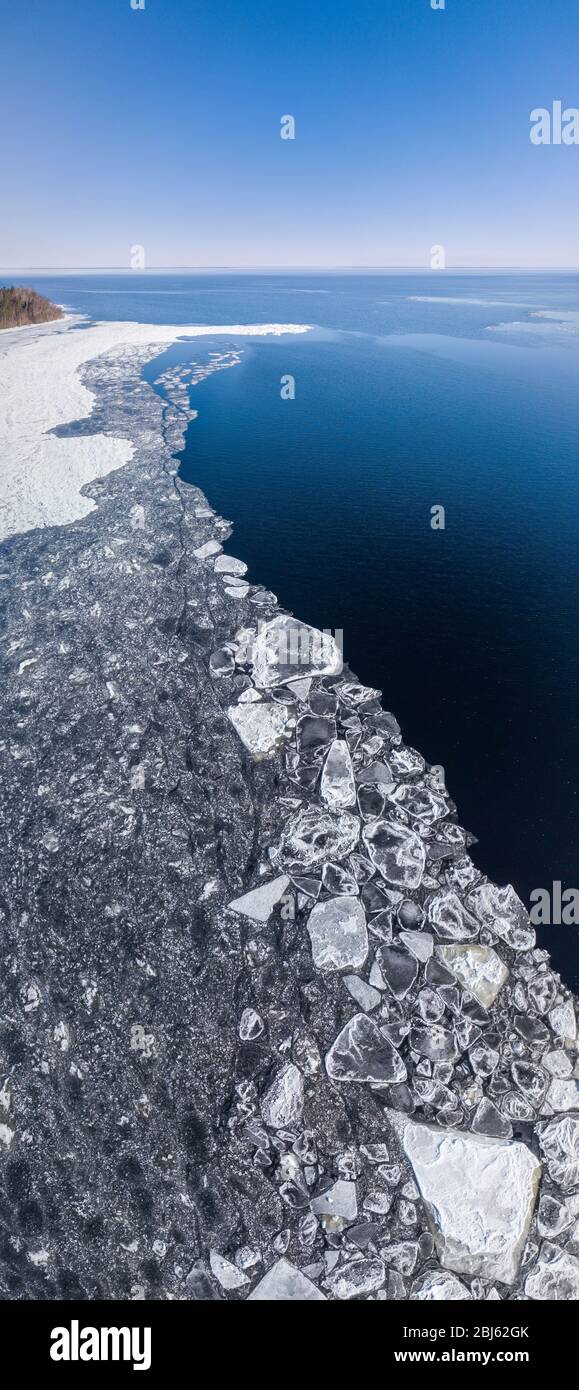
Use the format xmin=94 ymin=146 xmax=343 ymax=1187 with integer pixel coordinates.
xmin=2 ymin=0 xmax=579 ymax=269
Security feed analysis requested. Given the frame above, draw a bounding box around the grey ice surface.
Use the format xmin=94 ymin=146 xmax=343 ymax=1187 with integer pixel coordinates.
xmin=1 ymin=340 xmax=578 ymax=1303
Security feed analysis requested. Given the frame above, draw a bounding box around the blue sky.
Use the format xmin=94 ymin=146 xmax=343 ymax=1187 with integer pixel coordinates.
xmin=1 ymin=0 xmax=578 ymax=268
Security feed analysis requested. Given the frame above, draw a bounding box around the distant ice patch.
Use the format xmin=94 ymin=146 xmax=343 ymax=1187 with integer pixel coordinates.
xmin=406 ymin=296 xmax=539 ymax=308
xmin=488 ymin=308 xmax=579 ymax=342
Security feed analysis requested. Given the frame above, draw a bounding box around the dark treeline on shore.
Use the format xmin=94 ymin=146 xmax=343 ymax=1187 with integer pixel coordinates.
xmin=0 ymin=285 xmax=63 ymax=329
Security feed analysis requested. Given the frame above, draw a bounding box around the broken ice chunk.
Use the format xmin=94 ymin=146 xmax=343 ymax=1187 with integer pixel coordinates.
xmin=548 ymin=998 xmax=577 ymax=1043
xmin=338 ymin=681 xmax=382 ymax=709
xmin=250 ymin=616 xmax=342 ymax=688
xmin=320 ymin=739 xmax=356 ymax=810
xmin=311 ymin=1181 xmax=357 ymax=1221
xmin=248 ymin=1257 xmax=326 ymax=1301
xmin=389 ymin=746 xmax=425 ymax=777
xmin=356 ymin=761 xmax=395 ymax=788
xmin=543 ymin=1049 xmax=573 ymax=1078
xmin=471 ymin=1098 xmax=513 ymax=1139
xmin=286 ymin=676 xmax=312 ymax=701
xmin=412 ymin=1271 xmax=472 ymax=1300
xmin=227 ymin=701 xmax=291 ymax=757
xmin=209 ymin=647 xmax=235 ymax=676
xmin=511 ymin=1060 xmax=549 ymax=1108
xmin=387 ymin=784 xmax=448 ymax=825
xmin=344 ymin=974 xmax=381 ymax=1012
xmin=324 ymin=1259 xmax=385 ymax=1299
xmin=386 ymin=1110 xmax=541 ymax=1285
xmin=376 ymin=945 xmax=418 ymax=1000
xmin=435 ymin=944 xmax=508 ymax=1008
xmin=209 ymin=1250 xmax=249 ymax=1290
xmin=297 ymin=714 xmax=336 ymax=752
xmin=306 ymin=897 xmax=368 ymax=972
xmin=214 ymin=555 xmax=248 ymax=575
xmin=357 ymin=785 xmax=387 ymax=820
xmin=361 ymin=819 xmax=425 ymax=890
xmin=228 ymin=875 xmax=290 ymax=922
xmin=525 ymin=1242 xmax=579 ymax=1300
xmin=193 ymin=539 xmax=222 ymax=560
xmin=224 ymin=582 xmax=250 ymax=598
xmin=466 ymin=882 xmax=535 ymax=952
xmin=501 ymin=1092 xmax=535 ymax=1123
xmin=239 ymin=1009 xmax=265 ymax=1041
xmin=537 ymin=1116 xmax=579 ymax=1192
xmin=321 ymin=861 xmax=358 ymax=895
xmin=281 ymin=806 xmax=360 ymax=868
xmin=291 ymin=874 xmax=322 ymax=901
xmin=397 ymin=900 xmax=425 ymax=929
xmin=544 ymin=1078 xmax=579 ymax=1113
xmin=325 ymin=1013 xmax=407 ymax=1086
xmin=410 ymin=1024 xmax=458 ymax=1063
xmin=527 ymin=973 xmax=558 ymax=1015
xmin=427 ymin=890 xmax=479 ymax=941
xmin=399 ymin=930 xmax=434 ymax=962
xmin=416 ymin=988 xmax=446 ymax=1024
xmin=260 ymin=1063 xmax=304 ymax=1130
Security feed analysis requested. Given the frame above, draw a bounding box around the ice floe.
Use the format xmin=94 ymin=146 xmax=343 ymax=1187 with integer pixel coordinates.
xmin=326 ymin=1013 xmax=407 ymax=1086
xmin=227 ymin=701 xmax=292 ymax=756
xmin=362 ymin=819 xmax=426 ymax=889
xmin=320 ymin=739 xmax=357 ymax=809
xmin=387 ymin=1110 xmax=541 ymax=1284
xmin=435 ymin=943 xmax=508 ymax=1008
xmin=306 ymin=896 xmax=368 ymax=972
xmin=228 ymin=875 xmax=290 ymax=922
xmin=248 ymin=1257 xmax=326 ymax=1301
xmin=261 ymin=1063 xmax=304 ymax=1130
xmin=281 ymin=806 xmax=361 ymax=868
xmin=249 ymin=616 xmax=342 ymax=688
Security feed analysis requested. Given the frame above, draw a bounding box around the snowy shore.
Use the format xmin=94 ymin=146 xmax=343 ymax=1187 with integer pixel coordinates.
xmin=0 ymin=316 xmax=310 ymax=541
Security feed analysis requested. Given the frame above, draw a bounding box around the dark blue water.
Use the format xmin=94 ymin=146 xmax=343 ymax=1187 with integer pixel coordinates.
xmin=12 ymin=272 xmax=579 ymax=986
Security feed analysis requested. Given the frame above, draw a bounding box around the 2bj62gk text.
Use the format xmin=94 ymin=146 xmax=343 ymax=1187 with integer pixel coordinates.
xmin=403 ymin=1325 xmax=529 ymax=1341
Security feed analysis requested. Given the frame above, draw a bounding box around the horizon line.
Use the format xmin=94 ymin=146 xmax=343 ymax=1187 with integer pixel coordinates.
xmin=2 ymin=264 xmax=579 ymax=274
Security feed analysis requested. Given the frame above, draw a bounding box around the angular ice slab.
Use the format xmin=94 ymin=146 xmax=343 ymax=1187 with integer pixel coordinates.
xmin=228 ymin=874 xmax=290 ymax=922
xmin=227 ymin=701 xmax=291 ymax=756
xmin=193 ymin=539 xmax=222 ymax=560
xmin=282 ymin=806 xmax=360 ymax=868
xmin=326 ymin=1013 xmax=407 ymax=1086
xmin=250 ymin=616 xmax=342 ymax=688
xmin=525 ymin=1242 xmax=579 ymax=1300
xmin=361 ymin=819 xmax=425 ymax=890
xmin=320 ymin=739 xmax=356 ymax=809
xmin=537 ymin=1115 xmax=579 ymax=1191
xmin=324 ymin=1259 xmax=385 ymax=1299
xmin=412 ymin=1271 xmax=472 ymax=1300
xmin=260 ymin=1063 xmax=304 ymax=1130
xmin=248 ymin=1257 xmax=326 ymax=1301
xmin=466 ymin=882 xmax=535 ymax=952
xmin=387 ymin=784 xmax=448 ymax=825
xmin=311 ymin=1180 xmax=358 ymax=1220
xmin=209 ymin=1250 xmax=249 ymax=1290
xmin=386 ymin=1111 xmax=541 ymax=1285
xmin=306 ymin=896 xmax=368 ymax=972
xmin=435 ymin=944 xmax=508 ymax=1008
xmin=427 ymin=890 xmax=479 ymax=942
xmin=376 ymin=945 xmax=418 ymax=999
xmin=214 ymin=555 xmax=248 ymax=576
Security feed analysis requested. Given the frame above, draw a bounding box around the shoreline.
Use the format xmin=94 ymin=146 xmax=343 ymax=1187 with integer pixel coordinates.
xmin=0 ymin=316 xmax=311 ymax=542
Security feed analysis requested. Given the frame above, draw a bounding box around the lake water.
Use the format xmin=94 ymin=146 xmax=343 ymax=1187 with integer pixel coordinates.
xmin=14 ymin=271 xmax=579 ymax=986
